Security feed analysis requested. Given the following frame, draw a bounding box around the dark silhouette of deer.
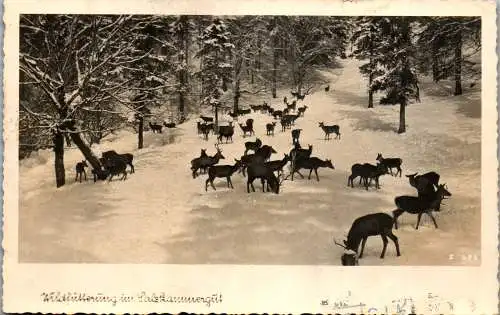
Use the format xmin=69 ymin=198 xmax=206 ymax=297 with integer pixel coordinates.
xmin=163 ymin=122 xmax=176 ymax=128
xmin=393 ymin=184 xmax=452 ymax=230
xmin=376 ymin=153 xmax=402 ymax=177
xmin=217 ymin=123 xmax=235 ymax=143
xmin=75 ymin=160 xmax=88 ymax=182
xmin=297 ymin=105 xmax=308 ymax=116
xmin=191 ymin=144 xmax=225 ymax=178
xmin=266 ymin=122 xmax=276 ymax=136
xmin=247 ymin=162 xmax=285 ymax=194
xmin=149 ymin=122 xmax=163 ymax=133
xmin=318 ymin=122 xmax=340 ymax=140
xmin=347 ymin=163 xmax=388 ymax=190
xmin=264 ymin=154 xmax=290 ymax=177
xmin=406 ymin=171 xmax=441 ymax=198
xmin=239 ymin=123 xmax=254 ymax=137
xmin=334 ymin=212 xmax=401 ymax=264
xmin=290 ymin=157 xmax=335 ymax=181
xmin=205 ymin=159 xmax=242 ymax=191
xmin=325 ymin=85 xmax=330 ymax=92
xmin=291 ymin=129 xmax=301 ymax=145
xmin=102 ymin=150 xmax=134 ymax=174
xmin=244 ymin=138 xmax=262 ymax=155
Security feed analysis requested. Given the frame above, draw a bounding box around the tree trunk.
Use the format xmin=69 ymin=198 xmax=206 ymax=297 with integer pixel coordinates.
xmin=178 ymin=16 xmax=189 ymax=118
xmin=67 ymin=131 xmax=107 ymax=180
xmin=233 ymin=78 xmax=240 ymax=114
xmin=272 ymin=18 xmax=278 ymax=98
xmin=432 ymin=42 xmax=439 ymax=82
xmin=53 ymin=131 xmax=65 ymax=188
xmin=368 ymin=71 xmax=374 ymax=108
xmin=138 ymin=117 xmax=144 ymax=149
xmin=214 ymin=104 xmax=219 ymax=134
xmin=453 ymin=28 xmax=463 ymax=96
xmin=397 ymin=100 xmax=406 ymax=134
xmin=272 ymin=41 xmax=278 ymax=98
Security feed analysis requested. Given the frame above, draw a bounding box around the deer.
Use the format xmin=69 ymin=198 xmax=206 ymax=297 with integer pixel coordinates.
xmin=239 ymin=123 xmax=254 ymax=137
xmin=264 ymin=154 xmax=290 ymax=177
xmin=217 ymin=123 xmax=235 ymax=143
xmin=376 ymin=153 xmax=402 ymax=177
xmin=149 ymin=122 xmax=163 ymax=133
xmin=205 ymin=159 xmax=242 ymax=191
xmin=191 ymin=144 xmax=225 ymax=178
xmin=297 ymin=105 xmax=308 ymax=116
xmin=318 ymin=122 xmax=341 ymax=140
xmin=266 ymin=122 xmax=276 ymax=136
xmin=347 ymin=163 xmax=389 ymax=190
xmin=393 ymin=184 xmax=452 ymax=230
xmin=247 ymin=162 xmax=286 ymax=194
xmin=244 ymin=138 xmax=262 ymax=155
xmin=75 ymin=160 xmax=88 ymax=183
xmin=102 ymin=150 xmax=135 ymax=174
xmin=290 ymin=157 xmax=335 ymax=181
xmin=291 ymin=129 xmax=301 ymax=146
xmin=163 ymin=122 xmax=176 ymax=128
xmin=334 ymin=212 xmax=401 ymax=265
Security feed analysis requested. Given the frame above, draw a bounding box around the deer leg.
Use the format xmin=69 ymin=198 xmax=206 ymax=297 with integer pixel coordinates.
xmin=387 ymin=232 xmax=401 ymax=256
xmin=416 ymin=212 xmax=424 ymax=229
xmin=427 ymin=211 xmax=439 ymax=228
xmin=261 ymin=178 xmax=265 ymax=192
xmin=83 ymin=170 xmax=87 ymax=181
xmin=210 ymin=179 xmax=216 ymax=191
xmin=380 ymin=235 xmax=389 ymax=258
xmin=393 ymin=211 xmax=401 ymax=230
xmin=205 ymin=178 xmax=210 ymax=191
xmin=228 ymin=177 xmax=234 ymax=189
xmin=308 ymin=169 xmax=313 ymax=180
xmin=359 ymin=237 xmax=368 ymax=258
xmin=75 ymin=172 xmax=79 ymax=182
xmin=314 ymin=168 xmax=320 ymax=181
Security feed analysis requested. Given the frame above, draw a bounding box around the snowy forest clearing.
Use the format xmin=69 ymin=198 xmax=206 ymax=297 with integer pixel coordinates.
xmin=19 ymin=58 xmax=481 ymax=265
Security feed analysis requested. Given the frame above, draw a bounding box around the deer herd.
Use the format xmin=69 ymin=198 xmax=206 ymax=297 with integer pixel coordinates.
xmin=73 ymin=87 xmax=453 ymax=266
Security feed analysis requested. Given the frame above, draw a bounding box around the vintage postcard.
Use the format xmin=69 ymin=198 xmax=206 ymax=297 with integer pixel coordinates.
xmin=3 ymin=0 xmax=498 ymax=313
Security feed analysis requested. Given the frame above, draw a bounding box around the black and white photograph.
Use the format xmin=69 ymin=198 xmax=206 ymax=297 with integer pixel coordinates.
xmin=3 ymin=0 xmax=498 ymax=313
xmin=17 ymin=13 xmax=482 ymax=265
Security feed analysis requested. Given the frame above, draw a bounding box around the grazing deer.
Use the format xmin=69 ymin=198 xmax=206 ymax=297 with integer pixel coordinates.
xmin=334 ymin=212 xmax=401 ymax=264
xmin=318 ymin=122 xmax=341 ymax=140
xmin=75 ymin=160 xmax=88 ymax=182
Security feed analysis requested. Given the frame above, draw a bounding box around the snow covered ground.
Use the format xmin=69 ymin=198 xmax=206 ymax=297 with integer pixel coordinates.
xmin=19 ymin=59 xmax=481 ymax=265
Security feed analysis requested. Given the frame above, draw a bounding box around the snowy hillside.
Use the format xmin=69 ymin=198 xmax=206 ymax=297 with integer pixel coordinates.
xmin=19 ymin=59 xmax=481 ymax=265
